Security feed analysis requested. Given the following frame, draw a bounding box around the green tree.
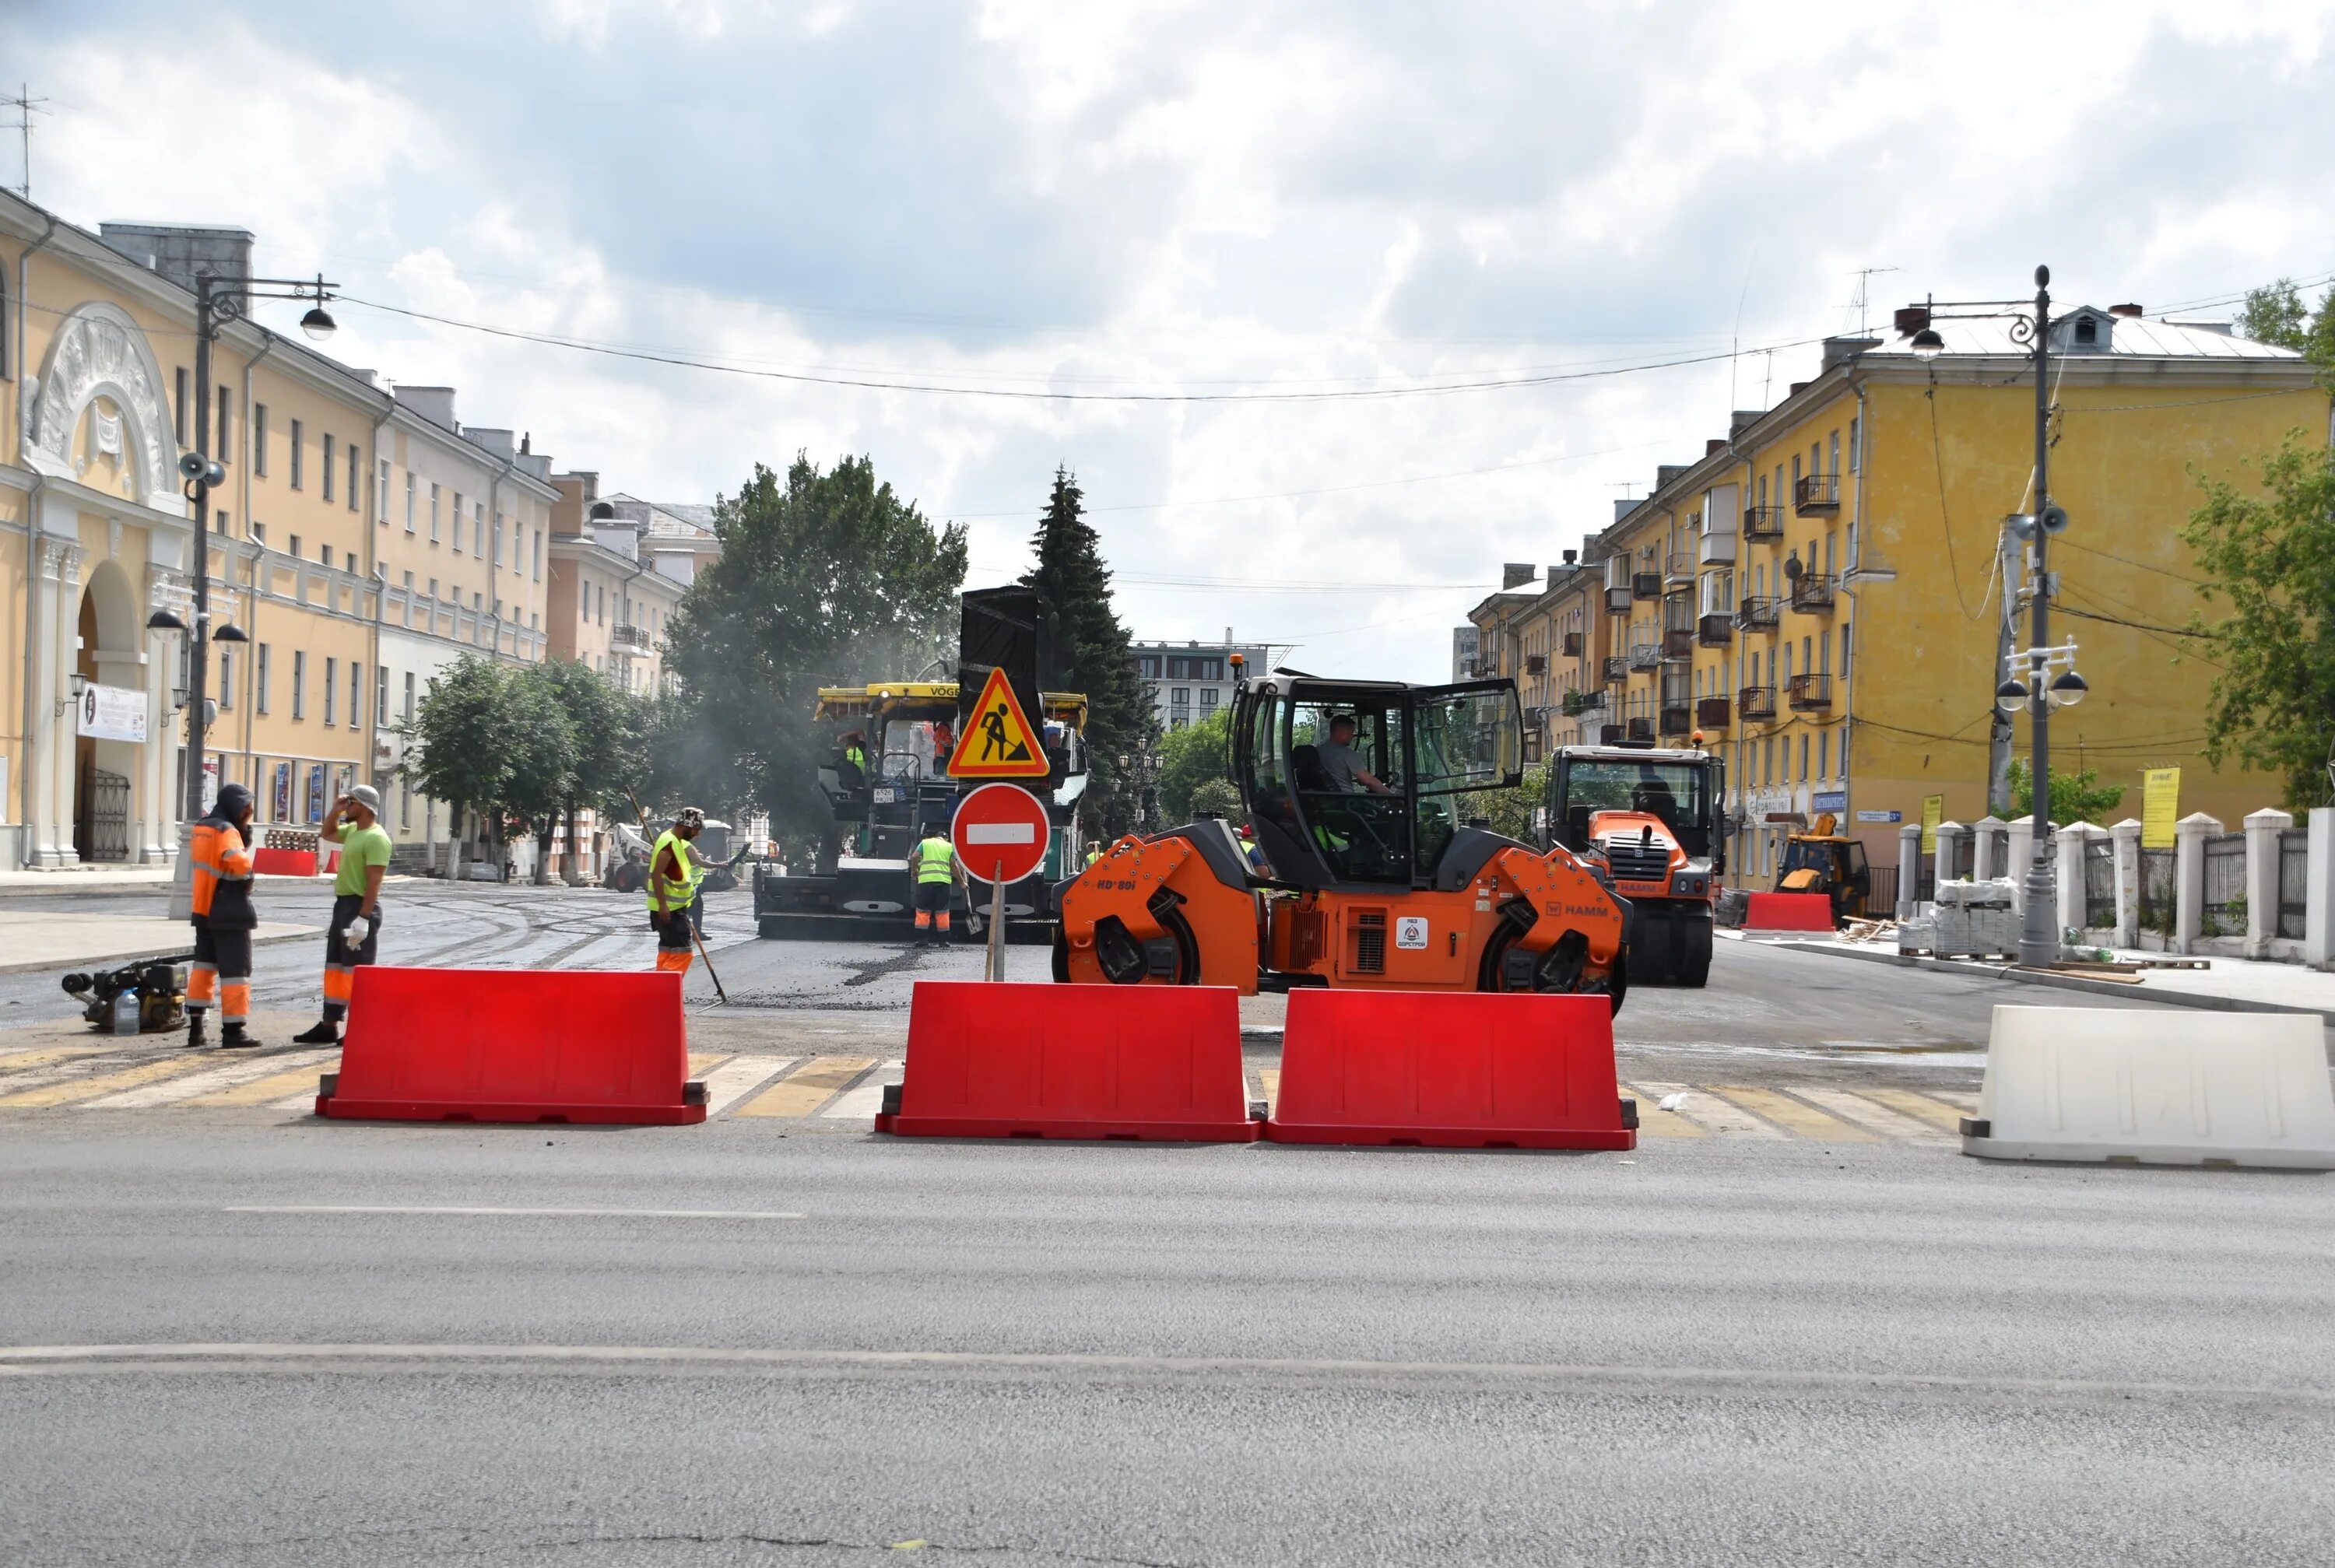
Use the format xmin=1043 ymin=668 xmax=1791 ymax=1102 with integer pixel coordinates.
xmin=662 ymin=454 xmax=967 ymax=866
xmin=1476 ymin=763 xmax=1548 ymax=844
xmin=500 ymin=664 xmax=583 ymax=884
xmin=2182 ymin=435 xmax=2335 ymax=809
xmin=407 ymin=654 xmax=578 ymax=877
xmin=1154 ymin=705 xmax=1235 ymax=823
xmin=1189 ymin=778 xmax=1243 ymax=819
xmin=536 ymin=659 xmax=647 ymax=884
xmin=1024 ymin=467 xmax=1153 ymax=835
xmin=2003 ymin=758 xmax=2126 ymax=827
xmin=2238 ymin=278 xmax=2335 ymax=368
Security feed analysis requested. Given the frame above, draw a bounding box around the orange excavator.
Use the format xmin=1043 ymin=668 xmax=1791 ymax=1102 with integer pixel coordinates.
xmin=1053 ymin=665 xmax=1631 ymax=1011
xmin=1542 ymin=741 xmax=1726 ymax=987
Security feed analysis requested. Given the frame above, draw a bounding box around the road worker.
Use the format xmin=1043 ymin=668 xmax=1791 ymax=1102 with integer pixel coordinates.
xmin=648 ymin=808 xmax=709 ymax=973
xmin=186 ymin=781 xmax=259 ymax=1049
xmin=837 ymin=730 xmax=869 ymax=791
xmin=911 ymin=826 xmax=964 ymax=948
xmin=294 ymin=785 xmax=393 ymax=1045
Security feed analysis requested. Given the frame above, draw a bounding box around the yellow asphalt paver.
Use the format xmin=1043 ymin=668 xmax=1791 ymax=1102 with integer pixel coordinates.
xmin=732 ymin=1056 xmax=878 ymax=1118
xmin=1712 ymin=1085 xmax=1877 ymax=1142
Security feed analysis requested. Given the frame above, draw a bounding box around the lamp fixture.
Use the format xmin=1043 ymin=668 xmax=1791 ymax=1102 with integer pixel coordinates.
xmin=213 ymin=623 xmax=250 ymax=644
xmin=146 ymin=608 xmax=187 ymax=633
xmin=1909 ymin=327 xmax=1945 ymax=358
xmin=2047 ymin=669 xmax=2088 ymax=708
xmin=1996 ymin=678 xmax=2029 ymax=716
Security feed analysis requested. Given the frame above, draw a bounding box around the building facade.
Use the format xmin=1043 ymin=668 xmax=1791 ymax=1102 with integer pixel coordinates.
xmin=1472 ymin=301 xmax=2330 ymax=887
xmin=1133 ymin=635 xmax=1269 ymax=731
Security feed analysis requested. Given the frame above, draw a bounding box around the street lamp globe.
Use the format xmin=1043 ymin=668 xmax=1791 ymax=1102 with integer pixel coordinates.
xmin=146 ymin=609 xmax=188 ymax=633
xmin=2047 ymin=669 xmax=2088 ymax=708
xmin=213 ymin=623 xmax=250 ymax=644
xmin=1909 ymin=328 xmax=1946 ymax=358
xmin=1996 ymin=678 xmax=2029 ymax=716
xmin=299 ymin=305 xmax=338 ymax=342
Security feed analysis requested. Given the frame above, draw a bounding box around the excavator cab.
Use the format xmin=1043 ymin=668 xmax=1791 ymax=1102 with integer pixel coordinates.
xmin=1777 ymin=815 xmax=1872 ymax=922
xmin=1055 ymin=668 xmax=1632 ymax=1007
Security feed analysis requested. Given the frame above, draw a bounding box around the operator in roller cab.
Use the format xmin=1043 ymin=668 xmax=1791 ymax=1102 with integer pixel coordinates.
xmin=1542 ymin=739 xmax=1726 ymax=987
xmin=1055 ymin=661 xmax=1631 ymax=1008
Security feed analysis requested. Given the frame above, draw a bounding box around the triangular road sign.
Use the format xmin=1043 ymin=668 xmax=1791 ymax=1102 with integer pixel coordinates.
xmin=950 ymin=665 xmax=1049 ymax=779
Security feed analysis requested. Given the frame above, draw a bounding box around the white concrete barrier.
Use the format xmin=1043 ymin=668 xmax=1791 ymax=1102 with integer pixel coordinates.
xmin=1964 ymin=1005 xmax=2335 ymax=1170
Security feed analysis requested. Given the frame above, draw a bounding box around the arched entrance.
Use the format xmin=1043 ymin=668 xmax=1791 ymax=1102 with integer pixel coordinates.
xmin=72 ymin=559 xmax=144 ymax=863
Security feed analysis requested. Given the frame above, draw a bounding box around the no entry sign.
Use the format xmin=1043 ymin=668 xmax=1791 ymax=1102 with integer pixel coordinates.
xmin=950 ymin=782 xmax=1051 ymax=886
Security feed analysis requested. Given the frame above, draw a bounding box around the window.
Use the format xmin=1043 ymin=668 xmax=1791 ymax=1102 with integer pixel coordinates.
xmin=532 ymin=531 xmax=542 ymax=581
xmin=215 ymin=508 xmax=230 ymax=537
xmin=324 ymin=657 xmax=338 ymax=724
xmin=256 ymin=644 xmax=271 ymax=714
xmin=1848 ymin=416 xmax=1860 ymax=473
xmin=349 ymin=444 xmax=362 ymax=511
xmin=254 ymin=404 xmax=268 ymax=476
xmin=1800 ymin=734 xmax=1810 ymax=780
xmin=493 ymin=511 xmax=504 ymax=564
xmin=321 ymin=545 xmax=333 ymax=570
xmin=427 ymin=578 xmax=437 ymax=600
xmin=249 ymin=519 xmax=264 ymax=545
xmin=321 ymin=433 xmax=335 ymax=500
xmin=597 ymin=584 xmax=606 ymax=625
xmin=1790 ymin=453 xmax=1801 ymax=487
xmin=475 ymin=502 xmax=486 ymax=556
xmin=288 ymin=534 xmax=302 ymax=559
xmin=405 ymin=472 xmax=416 ymax=532
xmin=290 ymin=419 xmax=304 ymax=489
xmin=430 ymin=483 xmax=441 ymax=542
xmin=217 ymin=392 xmax=231 ymax=467
xmin=1762 ymin=736 xmax=1772 ymax=785
xmin=291 ymin=651 xmax=306 ymax=720
xmin=1840 ymin=623 xmax=1851 ymax=686
xmin=218 ymin=651 xmax=234 ymax=710
xmin=402 ymin=571 xmax=413 ymax=589
xmin=349 ymin=661 xmax=362 ymax=730
xmin=376 ymin=665 xmax=388 ymax=727
xmin=1840 ymin=725 xmax=1850 ymax=780
xmin=402 ymin=672 xmax=416 ymax=723
xmin=452 ymin=492 xmax=464 ymax=552
xmin=1818 ymin=731 xmax=1828 ymax=780
xmin=1199 ymin=687 xmax=1218 ymax=712
xmin=174 ymin=368 xmax=189 ymax=445
xmin=1828 ymin=430 xmax=1839 ymax=477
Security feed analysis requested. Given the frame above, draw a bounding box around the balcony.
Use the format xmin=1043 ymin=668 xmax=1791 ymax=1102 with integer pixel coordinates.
xmin=1789 ymin=572 xmax=1836 ymax=613
xmin=1604 ymin=586 xmax=1633 ymax=615
xmin=1739 ymin=685 xmax=1778 ymax=721
xmin=1631 ymin=571 xmax=1662 ymax=601
xmin=1794 ymin=473 xmax=1841 ymax=514
xmin=1627 ymin=643 xmax=1662 ymax=671
xmin=610 ymin=623 xmax=651 ymax=655
xmin=1561 ymin=630 xmax=1583 ymax=657
xmin=1662 ymin=626 xmax=1695 ymax=661
xmin=1698 ymin=612 xmax=1734 ymax=647
xmin=1564 ymin=686 xmax=1606 ymax=716
xmin=1663 ymin=550 xmax=1695 ymax=585
xmin=1659 ymin=704 xmax=1694 ymax=738
xmin=1696 ymin=695 xmax=1731 ymax=730
xmin=1627 ymin=717 xmax=1656 ymax=742
xmin=1787 ymin=672 xmax=1834 ymax=710
xmin=1602 ymin=654 xmax=1628 ymax=683
xmin=1742 ymin=505 xmax=1785 ymax=541
xmin=1736 ymin=595 xmax=1781 ymax=630
xmin=1524 ymin=654 xmax=1547 ymax=677
xmin=1599 ymin=723 xmax=1626 ymax=745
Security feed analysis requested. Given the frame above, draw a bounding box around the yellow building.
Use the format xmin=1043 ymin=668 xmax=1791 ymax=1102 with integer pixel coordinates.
xmin=2 ymin=195 xmax=568 ymax=872
xmin=1470 ymin=302 xmax=2328 ymax=892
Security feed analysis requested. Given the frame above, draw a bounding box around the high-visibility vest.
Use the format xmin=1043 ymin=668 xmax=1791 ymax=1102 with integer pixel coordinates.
xmin=190 ymin=817 xmax=256 ymax=928
xmin=914 ymin=837 xmax=957 ymax=884
xmin=646 ymin=828 xmax=704 ymax=911
xmin=844 ymin=745 xmax=866 ymax=771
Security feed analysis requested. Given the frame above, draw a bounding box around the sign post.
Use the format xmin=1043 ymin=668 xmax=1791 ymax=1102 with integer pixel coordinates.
xmin=951 ymin=783 xmax=1052 ymax=982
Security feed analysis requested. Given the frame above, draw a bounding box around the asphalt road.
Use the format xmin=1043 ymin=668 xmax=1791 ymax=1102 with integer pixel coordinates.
xmin=5 ymin=882 xmax=2331 ymax=1564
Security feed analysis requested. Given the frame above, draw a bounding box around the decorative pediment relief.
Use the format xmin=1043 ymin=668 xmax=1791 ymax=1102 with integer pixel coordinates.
xmin=27 ymin=302 xmax=184 ymax=513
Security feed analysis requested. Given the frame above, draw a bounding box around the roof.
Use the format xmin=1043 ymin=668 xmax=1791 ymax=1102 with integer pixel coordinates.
xmin=1870 ymin=307 xmax=2303 ymax=361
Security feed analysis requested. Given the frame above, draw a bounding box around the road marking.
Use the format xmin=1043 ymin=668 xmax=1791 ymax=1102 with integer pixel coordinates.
xmin=1929 ymin=1088 xmax=1979 ymax=1113
xmin=1255 ymin=1068 xmax=1280 ymax=1114
xmin=1710 ymin=1086 xmax=1876 ymax=1142
xmin=1629 ymin=1079 xmax=1785 ymax=1139
xmin=1849 ymin=1088 xmax=1972 ymax=1136
xmin=698 ymin=1054 xmax=801 ymax=1115
xmin=686 ymin=1052 xmax=729 ymax=1076
xmin=4 ymin=1343 xmax=2322 ymax=1407
xmin=818 ymin=1075 xmax=894 ymax=1121
xmin=221 ymin=1205 xmax=804 ymax=1219
xmin=732 ymin=1056 xmax=877 ymax=1118
xmin=82 ymin=1051 xmax=336 ymax=1110
xmin=0 ymin=1054 xmax=221 ymax=1109
xmin=1617 ymin=1082 xmax=1708 ymax=1138
xmin=0 ymin=1044 xmax=111 ymax=1074
xmin=181 ymin=1063 xmax=335 ymax=1108
xmin=1793 ymin=1087 xmax=1954 ymax=1145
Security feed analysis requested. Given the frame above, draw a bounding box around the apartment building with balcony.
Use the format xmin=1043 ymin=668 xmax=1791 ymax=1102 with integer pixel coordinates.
xmin=1133 ymin=634 xmax=1269 ymax=731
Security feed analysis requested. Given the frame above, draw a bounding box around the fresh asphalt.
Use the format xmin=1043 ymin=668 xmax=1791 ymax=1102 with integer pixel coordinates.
xmin=2 ymin=882 xmax=2330 ymax=1564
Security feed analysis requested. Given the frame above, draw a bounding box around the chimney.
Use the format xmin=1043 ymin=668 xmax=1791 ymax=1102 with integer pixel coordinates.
xmin=1501 ymin=563 xmax=1536 ymax=590
xmin=1613 ymin=497 xmax=1638 ymax=523
xmin=1788 ymin=381 xmax=1810 ymax=397
xmin=394 ymin=385 xmax=459 ymax=431
xmin=98 ymin=223 xmax=254 ymax=303
xmin=1705 ymin=437 xmax=1727 ymax=457
xmin=2109 ymin=303 xmax=2144 ymax=317
xmin=1561 ymin=549 xmax=1578 ymax=566
xmin=1893 ymin=305 xmax=1930 ymax=335
xmin=1656 ymin=465 xmax=1689 ymax=489
xmin=466 ymin=426 xmax=518 ymax=464
xmin=1731 ymin=409 xmax=1761 ymax=437
xmin=1821 ymin=335 xmax=1881 ymax=370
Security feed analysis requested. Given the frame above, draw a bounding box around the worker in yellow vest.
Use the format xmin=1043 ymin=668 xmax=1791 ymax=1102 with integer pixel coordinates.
xmin=911 ymin=828 xmax=964 ymax=949
xmin=647 ymin=808 xmax=709 ymax=973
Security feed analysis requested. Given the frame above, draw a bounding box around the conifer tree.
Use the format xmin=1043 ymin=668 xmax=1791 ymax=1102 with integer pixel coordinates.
xmin=1024 ymin=467 xmax=1154 ymax=833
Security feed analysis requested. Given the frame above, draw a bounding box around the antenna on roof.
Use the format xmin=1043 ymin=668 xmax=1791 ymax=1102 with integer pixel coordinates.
xmin=1849 ymin=265 xmax=1899 ymax=337
xmin=2 ymin=83 xmax=49 ymax=200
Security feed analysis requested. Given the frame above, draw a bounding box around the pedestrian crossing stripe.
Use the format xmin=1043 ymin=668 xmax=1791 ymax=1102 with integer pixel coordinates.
xmin=0 ymin=1042 xmax=1982 ymax=1142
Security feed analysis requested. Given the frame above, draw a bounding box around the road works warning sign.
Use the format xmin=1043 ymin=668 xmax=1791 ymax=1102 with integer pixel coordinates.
xmin=949 ymin=665 xmax=1049 ymax=779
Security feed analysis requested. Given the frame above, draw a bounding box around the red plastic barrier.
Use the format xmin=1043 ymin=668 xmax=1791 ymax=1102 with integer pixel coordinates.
xmin=252 ymin=847 xmax=318 ymax=877
xmin=877 ymin=980 xmax=1259 ymax=1142
xmin=316 ymin=966 xmax=704 ymax=1124
xmin=1743 ymin=892 xmax=1836 ymax=932
xmin=1266 ymin=988 xmax=1634 ymax=1150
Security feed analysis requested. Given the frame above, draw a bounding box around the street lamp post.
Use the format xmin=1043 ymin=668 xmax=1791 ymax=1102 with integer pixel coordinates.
xmin=153 ymin=272 xmax=335 ymax=917
xmin=1912 ymin=265 xmax=2086 ymax=966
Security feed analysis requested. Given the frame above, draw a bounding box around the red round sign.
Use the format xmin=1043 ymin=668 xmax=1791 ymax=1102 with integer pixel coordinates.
xmin=950 ymin=782 xmax=1052 ymax=886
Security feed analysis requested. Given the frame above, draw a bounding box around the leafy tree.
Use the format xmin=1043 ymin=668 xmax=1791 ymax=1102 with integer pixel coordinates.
xmin=1154 ymin=706 xmax=1235 ymax=823
xmin=661 ymin=454 xmax=967 ymax=868
xmin=1189 ymin=778 xmax=1244 ymax=819
xmin=407 ymin=654 xmax=577 ymax=877
xmin=1476 ymin=763 xmax=1548 ymax=844
xmin=535 ymin=659 xmax=647 ymax=884
xmin=2183 ymin=436 xmax=2335 ymax=809
xmin=1024 ymin=467 xmax=1153 ymax=836
xmin=500 ymin=665 xmax=583 ymax=883
xmin=2003 ymin=758 xmax=2126 ymax=827
xmin=2238 ymin=278 xmax=2335 ymax=367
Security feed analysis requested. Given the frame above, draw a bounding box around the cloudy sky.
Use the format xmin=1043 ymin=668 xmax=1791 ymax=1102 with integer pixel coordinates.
xmin=16 ymin=0 xmax=2335 ymax=676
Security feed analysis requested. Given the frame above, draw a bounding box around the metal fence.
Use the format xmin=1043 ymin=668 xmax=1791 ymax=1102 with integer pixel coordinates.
xmin=2202 ymin=833 xmax=2247 ymax=935
xmin=2137 ymin=847 xmax=2177 ymax=936
xmin=2084 ymin=837 xmax=2116 ymax=929
xmin=1951 ymin=833 xmax=1975 ymax=882
xmin=1867 ymin=865 xmax=1898 ymax=917
xmin=1976 ymin=826 xmax=2008 ymax=879
xmin=1916 ymin=855 xmax=1936 ymax=903
xmin=2279 ymin=828 xmax=2311 ymax=940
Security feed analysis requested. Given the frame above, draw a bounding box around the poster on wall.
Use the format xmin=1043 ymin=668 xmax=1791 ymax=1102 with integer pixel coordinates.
xmin=77 ymin=683 xmax=148 ymax=744
xmin=334 ymin=763 xmax=356 ymax=802
xmin=1920 ymin=795 xmax=1944 ymax=854
xmin=2142 ymin=768 xmax=2181 ymax=849
xmin=272 ymin=763 xmax=293 ymax=823
xmin=305 ymin=765 xmax=328 ymax=825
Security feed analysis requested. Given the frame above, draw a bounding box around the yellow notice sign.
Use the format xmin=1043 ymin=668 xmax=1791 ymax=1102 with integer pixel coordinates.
xmin=1920 ymin=795 xmax=1943 ymax=854
xmin=2142 ymin=767 xmax=2180 ymax=849
xmin=949 ymin=666 xmax=1049 ymax=779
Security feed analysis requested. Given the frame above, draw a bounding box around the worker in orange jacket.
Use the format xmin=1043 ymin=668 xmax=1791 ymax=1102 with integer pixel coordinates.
xmin=187 ymin=781 xmax=261 ymax=1048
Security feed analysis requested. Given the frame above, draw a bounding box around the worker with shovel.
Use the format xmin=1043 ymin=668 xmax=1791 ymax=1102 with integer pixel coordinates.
xmin=648 ymin=808 xmax=711 ymax=974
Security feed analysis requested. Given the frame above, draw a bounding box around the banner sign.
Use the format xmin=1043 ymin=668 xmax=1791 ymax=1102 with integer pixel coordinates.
xmin=76 ymin=683 xmax=147 ymax=744
xmin=2142 ymin=768 xmax=2181 ymax=849
xmin=1920 ymin=795 xmax=1944 ymax=854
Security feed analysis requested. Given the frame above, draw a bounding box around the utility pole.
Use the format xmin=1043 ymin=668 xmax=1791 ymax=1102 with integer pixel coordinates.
xmin=2016 ymin=265 xmax=2058 ymax=968
xmin=2 ymin=85 xmax=47 ymax=199
xmin=1986 ymin=522 xmax=2017 ymax=816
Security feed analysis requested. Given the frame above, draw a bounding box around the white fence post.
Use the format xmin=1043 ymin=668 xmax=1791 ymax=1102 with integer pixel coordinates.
xmin=2004 ymin=815 xmax=2037 ymax=916
xmin=1933 ymin=821 xmax=1965 ymax=893
xmin=1972 ymin=815 xmax=2006 ymax=882
xmin=2243 ymin=807 xmax=2293 ymax=959
xmin=2307 ymin=807 xmax=2335 ymax=971
xmin=1897 ymin=823 xmax=1921 ymax=919
xmin=2111 ymin=819 xmax=2142 ymax=949
xmin=2172 ymin=812 xmax=2224 ymax=956
xmin=2056 ymin=822 xmax=2098 ymax=941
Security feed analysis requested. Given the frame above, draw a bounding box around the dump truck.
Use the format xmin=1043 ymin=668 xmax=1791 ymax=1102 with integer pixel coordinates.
xmin=1052 ymin=663 xmax=1631 ymax=1009
xmin=1542 ymin=742 xmax=1726 ymax=987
